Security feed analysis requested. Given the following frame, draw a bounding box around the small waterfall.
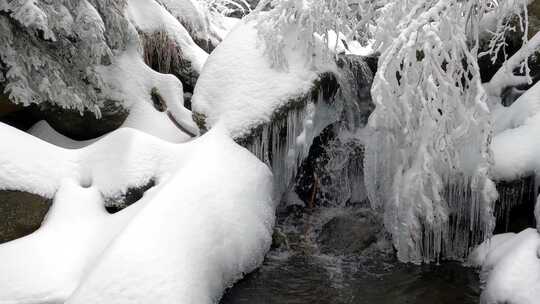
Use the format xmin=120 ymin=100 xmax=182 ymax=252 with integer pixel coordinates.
xmin=238 ymin=55 xmax=375 ymax=201
xmin=316 ymin=134 xmax=367 ymax=207
xmin=494 ymin=176 xmax=537 ymax=232
xmin=295 ymin=55 xmax=375 ymax=208
xmin=238 ymin=72 xmax=342 ymax=197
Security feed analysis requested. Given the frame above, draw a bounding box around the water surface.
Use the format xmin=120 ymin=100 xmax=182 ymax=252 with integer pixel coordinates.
xmin=222 ymin=250 xmax=480 ymax=304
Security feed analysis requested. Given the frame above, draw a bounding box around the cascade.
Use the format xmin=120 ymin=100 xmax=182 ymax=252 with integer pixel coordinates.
xmin=239 ymin=72 xmax=341 ymax=197
xmin=240 ymin=55 xmax=375 ymax=200
xmin=494 ymin=176 xmax=537 ymax=231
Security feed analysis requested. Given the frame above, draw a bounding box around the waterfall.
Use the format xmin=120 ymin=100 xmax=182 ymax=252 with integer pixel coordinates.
xmin=239 ymin=72 xmax=341 ymax=197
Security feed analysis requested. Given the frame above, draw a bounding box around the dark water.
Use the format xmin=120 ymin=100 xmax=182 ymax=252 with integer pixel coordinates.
xmin=222 ymin=205 xmax=480 ymax=304
xmin=221 ymin=253 xmax=480 ymax=304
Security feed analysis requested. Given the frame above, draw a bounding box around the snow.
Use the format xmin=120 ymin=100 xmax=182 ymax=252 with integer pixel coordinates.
xmin=156 ymin=0 xmax=209 ymax=38
xmin=491 ymin=82 xmax=540 ymax=181
xmin=326 ymin=30 xmax=375 ymax=57
xmin=28 ymin=121 xmax=95 ymax=149
xmin=96 ymin=47 xmax=199 ymax=142
xmin=0 ymin=180 xmax=142 ymax=304
xmin=67 ymin=127 xmax=275 ymax=304
xmin=191 ymin=18 xmax=328 ymax=140
xmin=27 ymin=47 xmax=199 ymax=145
xmin=470 ymin=229 xmax=540 ymax=304
xmin=0 ymin=122 xmax=276 ymax=304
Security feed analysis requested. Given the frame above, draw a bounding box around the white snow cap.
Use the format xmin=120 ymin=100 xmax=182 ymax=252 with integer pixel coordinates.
xmin=471 ymin=229 xmax=540 ymax=304
xmin=191 ymin=18 xmax=324 ymax=139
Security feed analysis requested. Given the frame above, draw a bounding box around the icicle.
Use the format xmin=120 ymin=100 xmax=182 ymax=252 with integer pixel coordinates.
xmin=241 ymin=73 xmax=344 ymax=198
xmin=243 ymin=106 xmax=310 ymax=196
xmin=535 ymin=194 xmax=540 ymax=232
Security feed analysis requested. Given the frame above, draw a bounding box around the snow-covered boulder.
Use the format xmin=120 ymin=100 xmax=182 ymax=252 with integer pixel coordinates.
xmin=470 ymin=229 xmax=540 ymax=304
xmin=0 ymin=122 xmax=276 ymax=304
xmin=191 ymin=17 xmax=345 ymax=195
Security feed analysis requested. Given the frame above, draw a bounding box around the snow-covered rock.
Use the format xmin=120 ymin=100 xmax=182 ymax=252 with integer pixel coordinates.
xmin=470 ymin=229 xmax=540 ymax=304
xmin=192 ymin=18 xmax=325 ymax=140
xmin=191 ymin=17 xmax=345 ymax=196
xmin=0 ymin=122 xmax=276 ymax=304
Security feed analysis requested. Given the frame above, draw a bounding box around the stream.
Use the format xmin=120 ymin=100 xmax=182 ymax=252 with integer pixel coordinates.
xmin=222 ymin=251 xmax=480 ymax=304
xmin=221 ymin=207 xmax=481 ymax=304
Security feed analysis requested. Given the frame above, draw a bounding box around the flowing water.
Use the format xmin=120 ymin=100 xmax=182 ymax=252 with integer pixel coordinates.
xmin=221 ymin=252 xmax=480 ymax=304
xmin=221 ymin=206 xmax=480 ymax=304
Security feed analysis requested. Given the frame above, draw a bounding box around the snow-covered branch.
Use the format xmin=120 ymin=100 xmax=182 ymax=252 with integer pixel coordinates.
xmin=485 ymin=30 xmax=540 ymax=98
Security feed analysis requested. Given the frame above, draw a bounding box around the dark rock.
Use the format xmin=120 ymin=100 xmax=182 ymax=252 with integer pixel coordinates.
xmin=529 ymin=1 xmax=540 ymax=38
xmin=271 ymin=227 xmax=289 ymax=250
xmin=0 ymin=191 xmax=52 ymax=244
xmin=294 ymin=55 xmax=374 ymax=208
xmin=151 ymin=87 xmax=167 ymax=112
xmin=34 ymin=101 xmax=128 ymax=140
xmin=318 ymin=210 xmax=382 ymax=255
xmin=0 ymin=82 xmax=128 ymax=138
xmin=140 ymin=30 xmax=199 ymax=93
xmin=104 ymin=179 xmax=156 ymax=214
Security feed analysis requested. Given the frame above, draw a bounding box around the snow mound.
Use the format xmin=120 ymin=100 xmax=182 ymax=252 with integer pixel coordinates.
xmin=470 ymin=229 xmax=540 ymax=304
xmin=0 ymin=179 xmax=141 ymax=304
xmin=0 ymin=122 xmax=275 ymax=304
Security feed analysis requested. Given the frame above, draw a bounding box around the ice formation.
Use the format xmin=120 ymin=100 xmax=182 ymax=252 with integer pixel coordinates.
xmin=0 ymin=122 xmax=276 ymax=304
xmin=359 ymin=0 xmax=538 ymax=263
xmin=192 ymin=18 xmax=348 ymax=195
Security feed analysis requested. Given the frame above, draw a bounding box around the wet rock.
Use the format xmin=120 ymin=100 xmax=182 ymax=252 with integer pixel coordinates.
xmin=0 ymin=93 xmax=22 ymax=117
xmin=271 ymin=227 xmax=289 ymax=250
xmin=0 ymin=191 xmax=52 ymax=244
xmin=318 ymin=210 xmax=382 ymax=255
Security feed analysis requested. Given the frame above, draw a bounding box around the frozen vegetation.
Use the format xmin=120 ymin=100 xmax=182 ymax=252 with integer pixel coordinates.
xmin=1 ymin=0 xmax=540 ymax=303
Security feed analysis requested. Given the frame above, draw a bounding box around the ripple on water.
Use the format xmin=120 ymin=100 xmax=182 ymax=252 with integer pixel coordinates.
xmin=221 ymin=252 xmax=480 ymax=304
